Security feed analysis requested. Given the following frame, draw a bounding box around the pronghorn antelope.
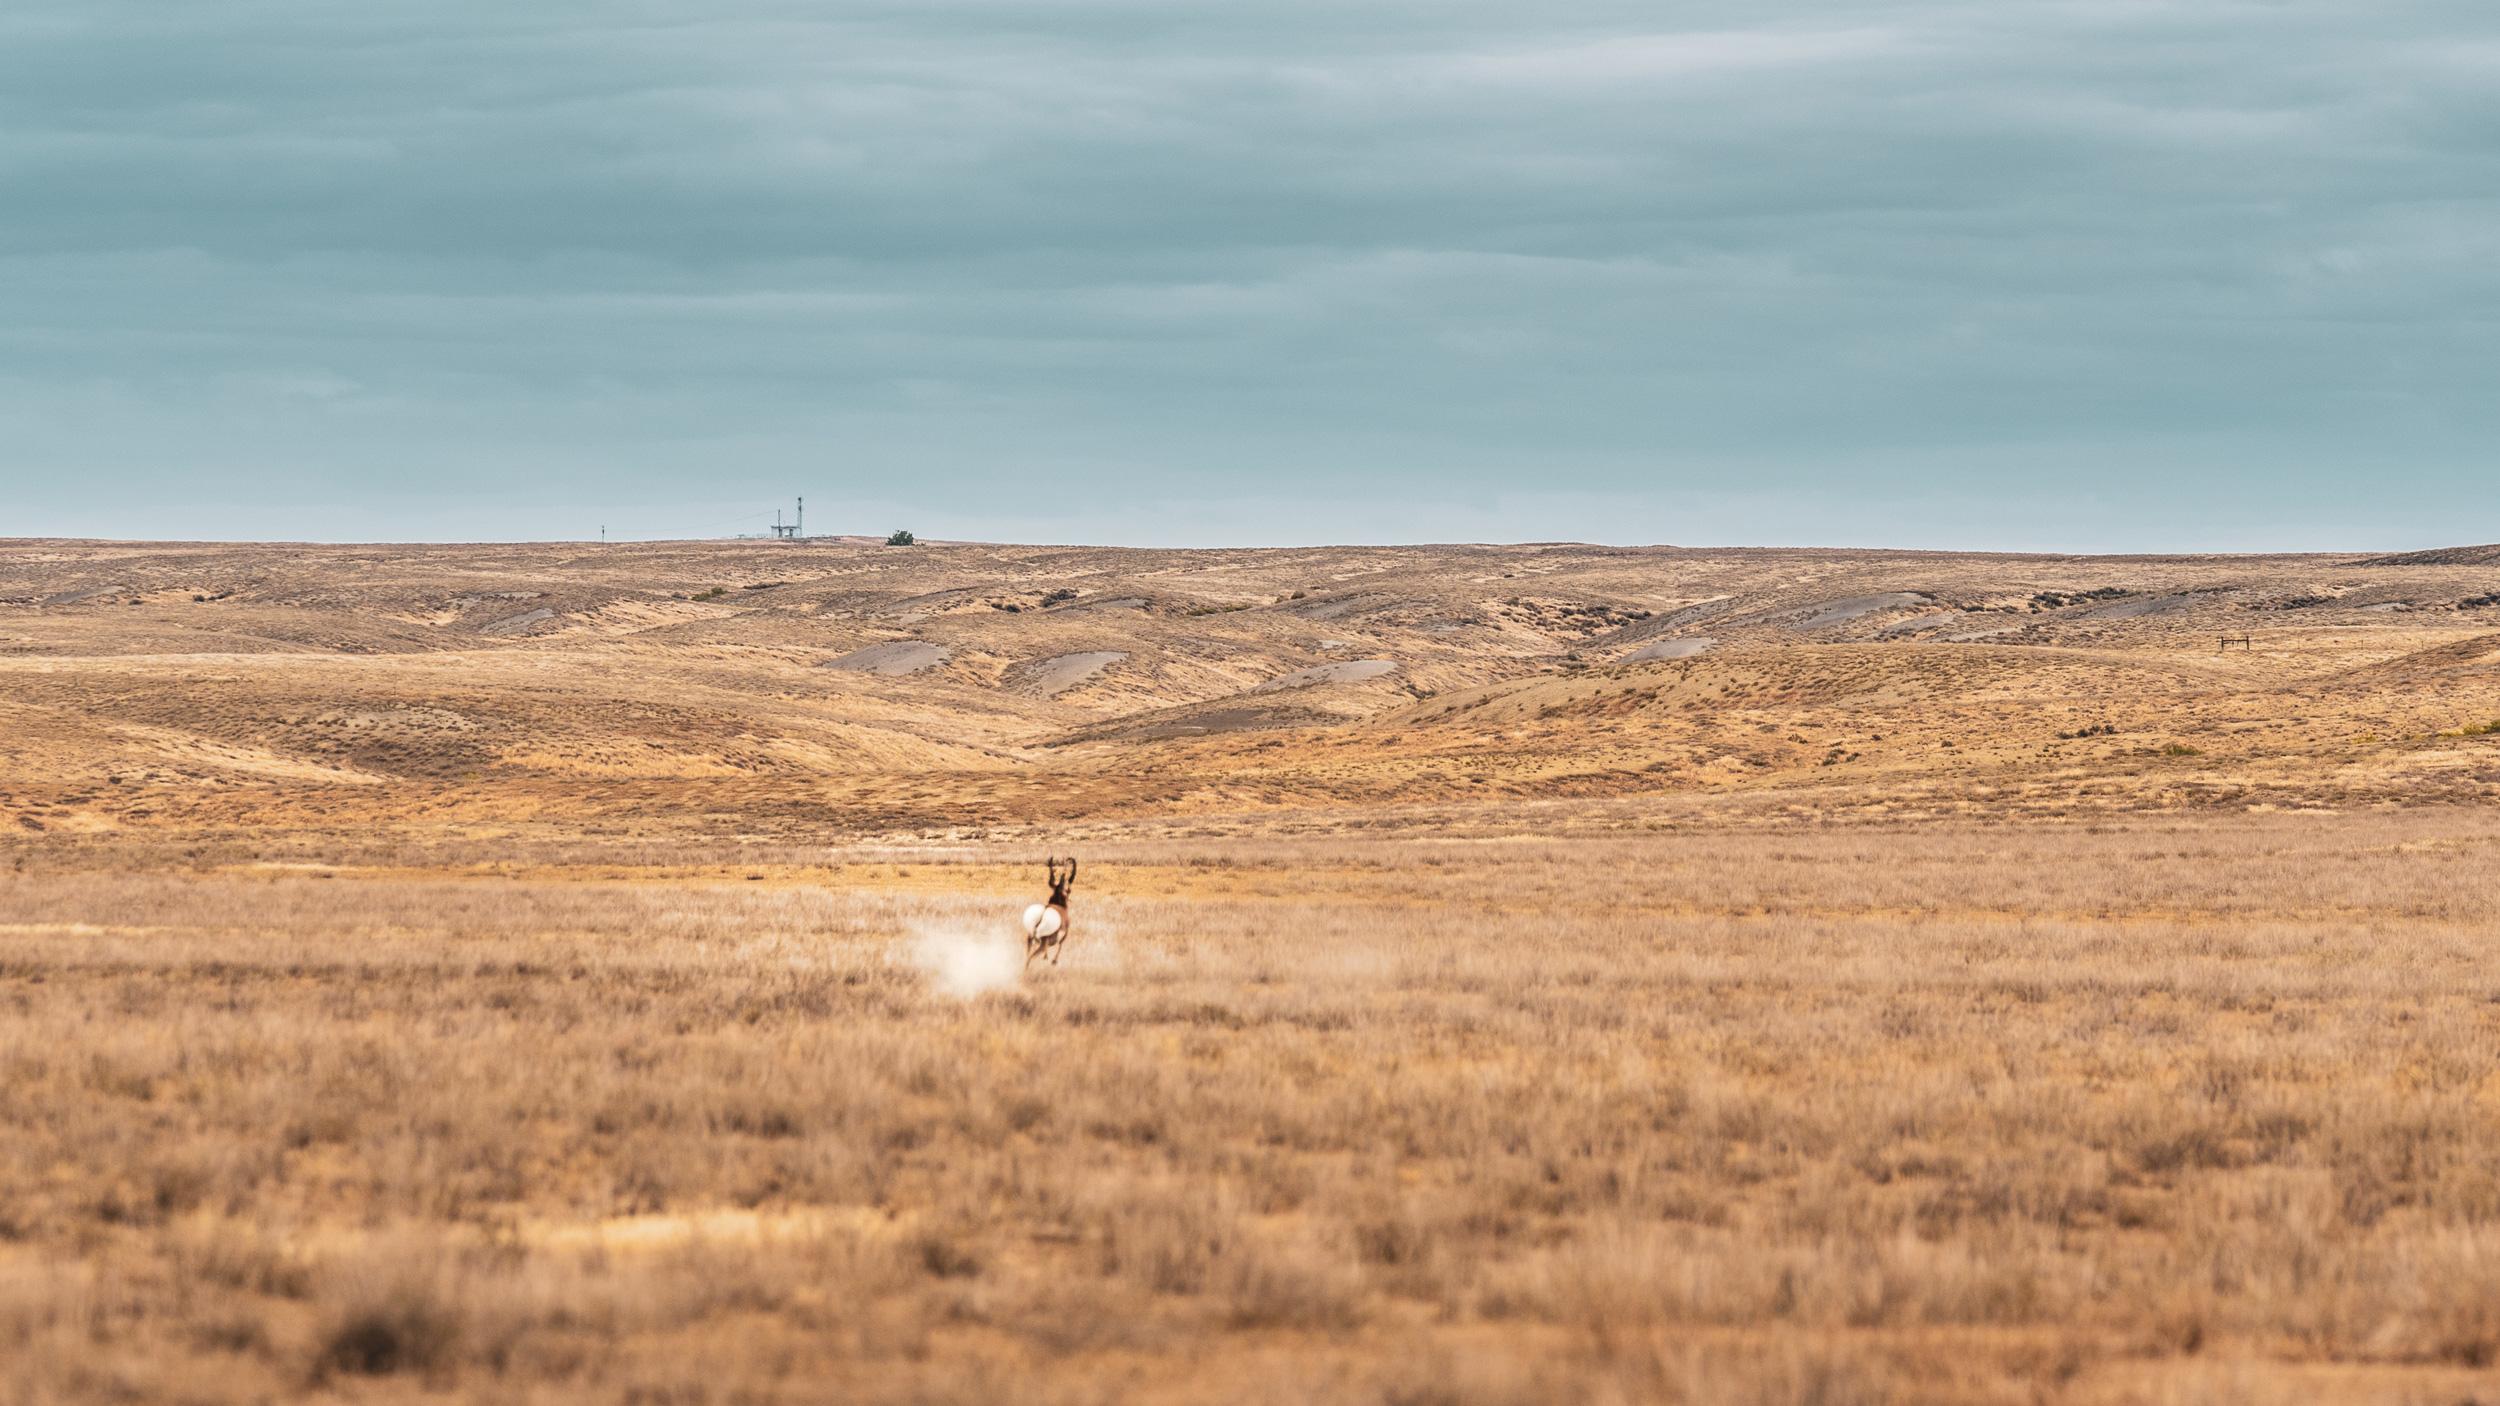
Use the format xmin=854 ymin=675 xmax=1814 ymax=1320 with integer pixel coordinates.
xmin=1023 ymin=857 xmax=1076 ymax=966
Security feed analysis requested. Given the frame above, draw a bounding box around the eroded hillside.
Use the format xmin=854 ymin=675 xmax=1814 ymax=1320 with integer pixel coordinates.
xmin=4 ymin=538 xmax=2498 ymax=846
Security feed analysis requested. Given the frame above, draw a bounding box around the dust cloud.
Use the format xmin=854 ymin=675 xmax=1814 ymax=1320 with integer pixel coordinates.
xmin=909 ymin=924 xmax=1024 ymax=998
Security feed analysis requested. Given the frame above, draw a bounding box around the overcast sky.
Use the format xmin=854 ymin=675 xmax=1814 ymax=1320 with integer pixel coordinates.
xmin=3 ymin=1 xmax=2494 ymax=548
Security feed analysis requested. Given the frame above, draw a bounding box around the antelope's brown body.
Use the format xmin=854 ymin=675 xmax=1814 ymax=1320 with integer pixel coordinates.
xmin=1023 ymin=857 xmax=1077 ymax=966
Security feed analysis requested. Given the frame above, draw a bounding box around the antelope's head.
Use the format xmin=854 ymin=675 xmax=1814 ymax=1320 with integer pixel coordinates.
xmin=1045 ymin=856 xmax=1076 ymax=905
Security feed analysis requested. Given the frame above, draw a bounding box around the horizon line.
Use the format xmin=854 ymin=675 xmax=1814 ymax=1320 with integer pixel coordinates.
xmin=3 ymin=534 xmax=2479 ymax=562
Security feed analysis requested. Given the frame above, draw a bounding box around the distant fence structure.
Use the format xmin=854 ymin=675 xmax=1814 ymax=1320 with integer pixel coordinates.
xmin=2217 ymin=635 xmax=2253 ymax=651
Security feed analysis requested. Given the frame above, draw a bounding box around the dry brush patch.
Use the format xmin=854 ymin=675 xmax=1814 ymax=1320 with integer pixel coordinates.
xmin=6 ymin=816 xmax=2500 ymax=1403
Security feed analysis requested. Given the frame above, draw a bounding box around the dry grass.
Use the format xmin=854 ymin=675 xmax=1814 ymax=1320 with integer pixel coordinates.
xmin=10 ymin=816 xmax=2500 ymax=1403
xmin=7 ymin=538 xmax=2500 ymax=842
xmin=7 ymin=539 xmax=2500 ymax=1401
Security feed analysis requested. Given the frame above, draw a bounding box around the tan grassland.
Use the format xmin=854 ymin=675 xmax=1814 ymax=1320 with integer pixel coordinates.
xmin=5 ymin=537 xmax=2500 ymax=1404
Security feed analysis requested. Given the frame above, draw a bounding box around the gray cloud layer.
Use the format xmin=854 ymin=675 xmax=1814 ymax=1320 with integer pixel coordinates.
xmin=3 ymin=2 xmax=2494 ymax=545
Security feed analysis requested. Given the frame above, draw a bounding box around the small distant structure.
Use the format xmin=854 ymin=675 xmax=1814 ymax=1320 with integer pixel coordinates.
xmin=770 ymin=497 xmax=806 ymax=540
xmin=2218 ymin=634 xmax=2253 ymax=651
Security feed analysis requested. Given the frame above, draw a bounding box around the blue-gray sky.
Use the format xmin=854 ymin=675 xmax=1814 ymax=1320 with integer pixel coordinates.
xmin=3 ymin=2 xmax=2494 ymax=548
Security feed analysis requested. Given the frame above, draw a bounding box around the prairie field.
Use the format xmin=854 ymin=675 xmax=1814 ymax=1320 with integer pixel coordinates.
xmin=6 ymin=538 xmax=2500 ymax=1403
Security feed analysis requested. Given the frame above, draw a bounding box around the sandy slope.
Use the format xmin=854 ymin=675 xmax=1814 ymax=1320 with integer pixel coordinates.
xmin=1 ymin=537 xmax=2496 ymax=844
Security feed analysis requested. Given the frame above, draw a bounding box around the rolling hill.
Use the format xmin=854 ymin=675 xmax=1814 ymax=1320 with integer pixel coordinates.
xmin=3 ymin=537 xmax=2497 ymax=847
